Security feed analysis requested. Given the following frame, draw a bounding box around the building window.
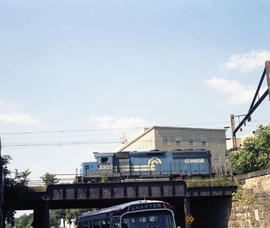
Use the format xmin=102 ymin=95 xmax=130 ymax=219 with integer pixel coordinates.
xmin=176 ymin=137 xmax=182 ymax=145
xmin=162 ymin=137 xmax=168 ymax=145
xmin=201 ymin=137 xmax=207 ymax=146
xmin=188 ymin=137 xmax=195 ymax=146
xmin=214 ymin=152 xmax=221 ymax=161
xmin=213 ymin=139 xmax=220 ymax=147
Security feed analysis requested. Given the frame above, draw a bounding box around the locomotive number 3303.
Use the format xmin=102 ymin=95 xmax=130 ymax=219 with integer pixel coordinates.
xmin=99 ymin=165 xmax=113 ymax=169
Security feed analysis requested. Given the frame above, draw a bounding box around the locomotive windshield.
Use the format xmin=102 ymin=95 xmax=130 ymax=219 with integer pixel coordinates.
xmin=101 ymin=157 xmax=109 ymax=163
xmin=121 ymin=210 xmax=175 ymax=228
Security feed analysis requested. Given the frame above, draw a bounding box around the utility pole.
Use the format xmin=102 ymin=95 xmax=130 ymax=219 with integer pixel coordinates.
xmin=230 ymin=114 xmax=237 ymax=148
xmin=231 ymin=61 xmax=270 ymax=146
xmin=0 ymin=137 xmax=3 ymax=228
xmin=265 ymin=61 xmax=270 ymax=101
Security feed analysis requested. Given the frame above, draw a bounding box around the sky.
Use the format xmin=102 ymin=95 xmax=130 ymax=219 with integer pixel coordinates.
xmin=1 ymin=0 xmax=270 ymax=181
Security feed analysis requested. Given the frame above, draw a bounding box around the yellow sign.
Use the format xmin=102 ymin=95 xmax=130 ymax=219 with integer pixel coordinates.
xmin=185 ymin=214 xmax=195 ymax=224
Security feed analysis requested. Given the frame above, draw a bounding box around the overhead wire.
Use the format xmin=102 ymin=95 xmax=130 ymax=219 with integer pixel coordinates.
xmin=1 ymin=119 xmax=269 ymax=148
xmin=1 ymin=118 xmax=268 ymax=137
xmin=0 ymin=127 xmax=143 ymax=136
xmin=0 ymin=120 xmax=242 ymax=136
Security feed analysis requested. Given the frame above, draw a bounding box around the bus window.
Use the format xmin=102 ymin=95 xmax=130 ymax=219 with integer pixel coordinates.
xmin=112 ymin=216 xmax=120 ymax=228
xmin=121 ymin=211 xmax=174 ymax=228
xmin=78 ymin=222 xmax=89 ymax=228
xmin=93 ymin=220 xmax=101 ymax=228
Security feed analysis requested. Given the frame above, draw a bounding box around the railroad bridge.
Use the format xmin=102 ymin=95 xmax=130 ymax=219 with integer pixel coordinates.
xmin=4 ymin=181 xmax=236 ymax=228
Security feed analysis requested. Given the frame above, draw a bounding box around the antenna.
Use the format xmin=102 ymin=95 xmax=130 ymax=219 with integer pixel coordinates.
xmin=120 ymin=131 xmax=127 ymax=144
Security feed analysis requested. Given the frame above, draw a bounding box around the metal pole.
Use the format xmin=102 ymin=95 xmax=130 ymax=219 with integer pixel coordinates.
xmin=0 ymin=137 xmax=4 ymax=228
xmin=184 ymin=197 xmax=191 ymax=228
xmin=230 ymin=114 xmax=237 ymax=148
xmin=0 ymin=137 xmax=3 ymax=228
xmin=265 ymin=61 xmax=270 ymax=101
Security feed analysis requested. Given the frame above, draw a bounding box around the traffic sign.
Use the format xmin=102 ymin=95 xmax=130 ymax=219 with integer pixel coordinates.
xmin=185 ymin=214 xmax=195 ymax=224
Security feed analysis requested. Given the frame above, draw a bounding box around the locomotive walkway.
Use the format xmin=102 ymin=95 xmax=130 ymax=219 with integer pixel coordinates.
xmin=4 ymin=181 xmax=236 ymax=228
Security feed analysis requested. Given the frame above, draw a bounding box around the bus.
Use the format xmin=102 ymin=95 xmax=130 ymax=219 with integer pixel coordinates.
xmin=78 ymin=200 xmax=177 ymax=228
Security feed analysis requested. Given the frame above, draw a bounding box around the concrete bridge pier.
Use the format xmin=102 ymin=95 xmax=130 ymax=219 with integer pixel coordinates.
xmin=33 ymin=200 xmax=50 ymax=228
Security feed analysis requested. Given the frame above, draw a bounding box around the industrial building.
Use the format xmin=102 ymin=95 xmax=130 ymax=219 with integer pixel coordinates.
xmin=116 ymin=126 xmax=227 ymax=173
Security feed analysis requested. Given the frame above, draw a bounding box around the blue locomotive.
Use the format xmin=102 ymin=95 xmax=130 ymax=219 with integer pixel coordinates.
xmin=77 ymin=149 xmax=212 ymax=183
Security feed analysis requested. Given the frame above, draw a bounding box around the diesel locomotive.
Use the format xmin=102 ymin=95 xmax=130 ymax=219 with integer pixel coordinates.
xmin=77 ymin=149 xmax=212 ymax=183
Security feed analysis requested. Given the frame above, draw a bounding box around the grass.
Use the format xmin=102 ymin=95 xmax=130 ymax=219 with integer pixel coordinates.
xmin=28 ymin=175 xmax=238 ymax=191
xmin=185 ymin=175 xmax=237 ymax=188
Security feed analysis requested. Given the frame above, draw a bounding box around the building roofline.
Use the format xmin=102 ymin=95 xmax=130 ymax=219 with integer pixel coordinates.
xmin=117 ymin=127 xmax=154 ymax=152
xmin=116 ymin=126 xmax=226 ymax=152
xmin=152 ymin=126 xmax=226 ymax=131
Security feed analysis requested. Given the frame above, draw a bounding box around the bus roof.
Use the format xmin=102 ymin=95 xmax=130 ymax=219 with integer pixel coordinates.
xmin=80 ymin=200 xmax=165 ymax=218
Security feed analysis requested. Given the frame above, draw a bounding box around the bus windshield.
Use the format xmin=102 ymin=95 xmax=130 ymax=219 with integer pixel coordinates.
xmin=121 ymin=210 xmax=175 ymax=228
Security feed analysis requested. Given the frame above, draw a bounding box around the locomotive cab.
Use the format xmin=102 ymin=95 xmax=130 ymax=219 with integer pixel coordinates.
xmin=96 ymin=153 xmax=115 ymax=173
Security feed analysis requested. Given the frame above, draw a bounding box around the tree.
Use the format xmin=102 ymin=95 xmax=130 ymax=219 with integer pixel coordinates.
xmin=49 ymin=208 xmax=89 ymax=227
xmin=41 ymin=172 xmax=59 ymax=187
xmin=1 ymin=155 xmax=32 ymax=226
xmin=49 ymin=209 xmax=62 ymax=227
xmin=229 ymin=124 xmax=270 ymax=175
xmin=15 ymin=213 xmax=33 ymax=228
xmin=65 ymin=209 xmax=89 ymax=225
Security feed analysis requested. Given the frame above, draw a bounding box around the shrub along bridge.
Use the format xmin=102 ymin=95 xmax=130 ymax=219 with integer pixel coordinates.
xmin=4 ymin=180 xmax=236 ymax=228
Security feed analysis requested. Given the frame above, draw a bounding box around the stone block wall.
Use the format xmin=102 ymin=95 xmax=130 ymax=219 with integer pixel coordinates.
xmin=228 ymin=170 xmax=270 ymax=228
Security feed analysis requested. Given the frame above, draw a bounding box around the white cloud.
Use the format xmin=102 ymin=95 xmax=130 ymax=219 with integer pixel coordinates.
xmin=0 ymin=100 xmax=17 ymax=112
xmin=0 ymin=99 xmax=40 ymax=125
xmin=224 ymin=50 xmax=270 ymax=72
xmin=205 ymin=77 xmax=256 ymax=105
xmin=89 ymin=115 xmax=149 ymax=129
xmin=0 ymin=113 xmax=39 ymax=125
xmin=29 ymin=164 xmax=46 ymax=174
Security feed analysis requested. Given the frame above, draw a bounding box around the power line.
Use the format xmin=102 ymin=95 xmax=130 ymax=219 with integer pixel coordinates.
xmin=0 ymin=136 xmax=238 ymax=148
xmin=1 ymin=120 xmax=269 ymax=148
xmin=0 ymin=127 xmax=143 ymax=136
xmin=0 ymin=118 xmax=269 ymax=137
xmin=0 ymin=120 xmax=240 ymax=136
xmin=2 ymin=140 xmax=122 ymax=148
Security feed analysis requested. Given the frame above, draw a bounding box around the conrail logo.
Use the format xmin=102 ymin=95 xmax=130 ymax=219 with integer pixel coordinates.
xmin=185 ymin=159 xmax=205 ymax=163
xmin=148 ymin=157 xmax=162 ymax=171
xmin=120 ymin=157 xmax=162 ymax=171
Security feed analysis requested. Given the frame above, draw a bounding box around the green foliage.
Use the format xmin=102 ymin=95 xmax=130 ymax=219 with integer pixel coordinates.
xmin=65 ymin=209 xmax=89 ymax=224
xmin=1 ymin=155 xmax=12 ymax=177
xmin=15 ymin=213 xmax=33 ymax=228
xmin=232 ymin=187 xmax=256 ymax=226
xmin=41 ymin=172 xmax=59 ymax=187
xmin=229 ymin=125 xmax=270 ymax=175
xmin=101 ymin=172 xmax=110 ymax=183
xmin=232 ymin=187 xmax=256 ymax=206
xmin=49 ymin=209 xmax=62 ymax=227
xmin=2 ymin=155 xmax=32 ymax=226
xmin=49 ymin=208 xmax=89 ymax=226
xmin=186 ymin=175 xmax=236 ymax=188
